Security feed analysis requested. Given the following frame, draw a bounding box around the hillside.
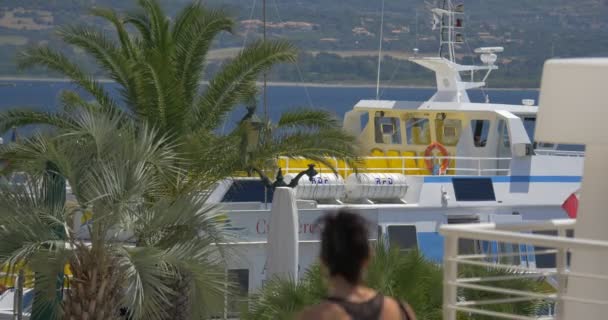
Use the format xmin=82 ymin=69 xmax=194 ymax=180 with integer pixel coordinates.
xmin=0 ymin=0 xmax=607 ymax=87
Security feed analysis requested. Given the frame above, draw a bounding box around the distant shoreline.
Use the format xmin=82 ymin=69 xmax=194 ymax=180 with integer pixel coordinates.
xmin=0 ymin=76 xmax=540 ymax=91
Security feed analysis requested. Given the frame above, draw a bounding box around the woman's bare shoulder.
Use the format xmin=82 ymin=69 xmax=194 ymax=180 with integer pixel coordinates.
xmin=382 ymin=296 xmax=416 ymax=320
xmin=296 ymin=302 xmax=349 ymax=320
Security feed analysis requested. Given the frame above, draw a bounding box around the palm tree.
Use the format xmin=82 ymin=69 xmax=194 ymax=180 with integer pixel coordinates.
xmin=232 ymin=106 xmax=359 ymax=176
xmin=0 ymin=0 xmax=359 ymax=186
xmin=244 ymin=244 xmax=551 ymax=320
xmin=0 ymin=111 xmax=229 ymax=320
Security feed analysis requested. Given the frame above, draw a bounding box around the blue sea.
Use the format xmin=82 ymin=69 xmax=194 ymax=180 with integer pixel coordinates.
xmin=0 ymin=80 xmax=539 ymax=135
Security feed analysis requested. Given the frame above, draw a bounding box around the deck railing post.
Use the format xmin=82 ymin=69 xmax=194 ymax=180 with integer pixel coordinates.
xmin=223 ymin=267 xmax=228 ymax=320
xmin=443 ymin=234 xmax=458 ymax=320
xmin=402 ymin=157 xmax=405 ymax=175
xmin=477 ymin=158 xmax=482 ymax=176
xmin=555 ymin=229 xmax=568 ymax=320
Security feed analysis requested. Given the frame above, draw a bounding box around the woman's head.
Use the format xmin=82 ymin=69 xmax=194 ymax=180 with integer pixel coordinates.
xmin=319 ymin=210 xmax=371 ymax=285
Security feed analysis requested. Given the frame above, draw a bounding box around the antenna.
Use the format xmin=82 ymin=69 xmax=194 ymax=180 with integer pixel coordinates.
xmin=375 ymin=0 xmax=386 ymax=100
xmin=435 ymin=0 xmax=464 ymax=62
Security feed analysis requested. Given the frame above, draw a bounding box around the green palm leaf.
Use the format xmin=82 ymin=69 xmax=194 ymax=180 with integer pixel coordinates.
xmin=195 ymin=40 xmax=297 ymax=131
xmin=277 ymin=109 xmax=339 ymax=130
xmin=0 ymin=109 xmax=78 ymax=133
xmin=172 ymin=5 xmax=233 ymax=109
xmin=17 ymin=47 xmax=119 ymax=113
xmin=90 ymin=7 xmax=136 ymax=59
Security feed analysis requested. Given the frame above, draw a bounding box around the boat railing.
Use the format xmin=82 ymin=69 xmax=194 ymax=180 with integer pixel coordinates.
xmin=439 ymin=219 xmax=608 ymax=320
xmin=534 ymin=149 xmax=586 ymax=157
xmin=280 ymin=156 xmax=512 ymax=177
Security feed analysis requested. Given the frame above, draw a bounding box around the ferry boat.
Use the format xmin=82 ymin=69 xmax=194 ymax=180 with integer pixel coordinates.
xmin=206 ymin=0 xmax=584 ymax=300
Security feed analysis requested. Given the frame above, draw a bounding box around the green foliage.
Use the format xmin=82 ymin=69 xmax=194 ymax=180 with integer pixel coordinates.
xmin=0 ymin=110 xmax=229 ymax=320
xmin=245 ymin=244 xmax=553 ymax=320
xmin=1 ymin=0 xmax=359 ymax=183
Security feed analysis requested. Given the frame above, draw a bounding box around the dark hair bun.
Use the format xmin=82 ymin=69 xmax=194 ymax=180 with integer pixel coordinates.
xmin=319 ymin=210 xmax=370 ymax=284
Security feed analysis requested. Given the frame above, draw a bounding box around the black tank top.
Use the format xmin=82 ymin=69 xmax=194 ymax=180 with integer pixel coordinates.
xmin=325 ymin=294 xmax=410 ymax=320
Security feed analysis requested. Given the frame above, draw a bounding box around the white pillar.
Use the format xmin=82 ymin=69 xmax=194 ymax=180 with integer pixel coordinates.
xmin=563 ymin=145 xmax=608 ymax=319
xmin=266 ymin=187 xmax=299 ymax=282
xmin=535 ymin=58 xmax=608 ymax=318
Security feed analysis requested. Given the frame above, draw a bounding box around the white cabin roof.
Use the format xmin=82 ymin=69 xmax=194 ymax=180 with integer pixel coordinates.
xmin=354 ymin=99 xmax=538 ymax=115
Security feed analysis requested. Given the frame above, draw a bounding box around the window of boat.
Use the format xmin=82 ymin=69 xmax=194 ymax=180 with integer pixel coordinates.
xmin=436 ymin=118 xmax=461 ymax=146
xmin=406 ymin=117 xmax=431 ymax=145
xmin=471 ymin=119 xmax=490 ymax=147
xmin=227 ymin=269 xmax=249 ymax=316
xmin=556 ymin=144 xmax=586 ymax=152
xmin=374 ymin=113 xmax=402 ymax=144
xmin=497 ymin=120 xmax=511 ymax=148
xmin=222 ymin=180 xmax=273 ymax=203
xmin=523 ymin=117 xmax=536 ymax=141
xmin=360 ymin=112 xmax=370 ymax=131
xmin=448 ymin=216 xmax=481 ymax=255
xmin=387 ymin=225 xmax=418 ymax=253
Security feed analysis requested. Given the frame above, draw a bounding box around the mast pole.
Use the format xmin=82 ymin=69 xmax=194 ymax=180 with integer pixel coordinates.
xmin=263 ymin=0 xmax=268 ymax=120
xmin=375 ymin=0 xmax=385 ymax=100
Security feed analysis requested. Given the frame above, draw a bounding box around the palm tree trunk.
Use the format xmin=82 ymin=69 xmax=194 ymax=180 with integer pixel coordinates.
xmin=63 ymin=248 xmax=124 ymax=320
xmin=164 ymin=272 xmax=192 ymax=320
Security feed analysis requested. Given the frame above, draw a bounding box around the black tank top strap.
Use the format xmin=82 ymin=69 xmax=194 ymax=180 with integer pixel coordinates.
xmin=325 ymin=293 xmax=384 ymax=320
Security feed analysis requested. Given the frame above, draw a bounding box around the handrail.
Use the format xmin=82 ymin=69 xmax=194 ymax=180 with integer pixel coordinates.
xmin=534 ymin=149 xmax=585 ymax=157
xmin=279 ymin=156 xmax=513 ymax=176
xmin=440 ymin=219 xmax=608 ymax=320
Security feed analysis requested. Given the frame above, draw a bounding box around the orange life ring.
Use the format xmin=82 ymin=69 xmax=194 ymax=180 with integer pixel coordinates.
xmin=424 ymin=142 xmax=450 ymax=174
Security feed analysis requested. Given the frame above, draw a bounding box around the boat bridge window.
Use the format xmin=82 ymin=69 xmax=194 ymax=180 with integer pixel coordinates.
xmin=387 ymin=225 xmax=418 ymax=253
xmin=523 ymin=117 xmax=536 ymax=141
xmin=452 ymin=178 xmax=496 ymax=202
xmin=436 ymin=118 xmax=461 ymax=146
xmin=374 ymin=113 xmax=402 ymax=144
xmin=406 ymin=117 xmax=431 ymax=145
xmin=471 ymin=119 xmax=490 ymax=147
xmin=497 ymin=120 xmax=511 ymax=148
xmin=222 ymin=180 xmax=273 ymax=203
xmin=360 ymin=112 xmax=370 ymax=131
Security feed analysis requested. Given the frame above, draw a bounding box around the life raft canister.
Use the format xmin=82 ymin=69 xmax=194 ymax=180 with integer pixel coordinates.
xmin=424 ymin=142 xmax=450 ymax=174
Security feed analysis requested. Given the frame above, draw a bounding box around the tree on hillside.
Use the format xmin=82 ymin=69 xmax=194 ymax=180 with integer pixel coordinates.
xmin=0 ymin=110 xmax=229 ymax=320
xmin=0 ymin=0 xmax=359 ymax=190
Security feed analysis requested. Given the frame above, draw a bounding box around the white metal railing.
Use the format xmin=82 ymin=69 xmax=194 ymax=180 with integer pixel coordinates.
xmin=280 ymin=156 xmax=512 ymax=177
xmin=534 ymin=149 xmax=585 ymax=158
xmin=439 ymin=219 xmax=608 ymax=320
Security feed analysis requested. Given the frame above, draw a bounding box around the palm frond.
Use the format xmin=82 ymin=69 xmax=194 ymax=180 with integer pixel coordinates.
xmin=116 ymin=246 xmax=175 ymax=320
xmin=58 ymin=90 xmax=95 ymax=113
xmin=17 ymin=47 xmax=119 ymax=113
xmin=131 ymin=194 xmax=226 ymax=249
xmin=172 ymin=4 xmax=233 ymax=108
xmin=195 ymin=40 xmax=297 ymax=131
xmin=277 ymin=109 xmax=339 ymax=130
xmin=125 ymin=12 xmax=153 ymax=46
xmin=0 ymin=109 xmax=78 ymax=133
xmin=136 ymin=0 xmax=171 ymax=51
xmin=90 ymin=7 xmax=136 ymax=58
xmin=57 ymin=25 xmax=144 ymax=113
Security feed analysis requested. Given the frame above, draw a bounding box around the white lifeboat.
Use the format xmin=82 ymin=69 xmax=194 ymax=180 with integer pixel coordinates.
xmin=345 ymin=173 xmax=408 ymax=203
xmin=284 ymin=174 xmax=346 ymax=202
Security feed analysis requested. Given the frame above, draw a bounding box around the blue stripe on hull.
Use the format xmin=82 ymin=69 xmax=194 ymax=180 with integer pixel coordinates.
xmin=423 ymin=176 xmax=582 ymax=183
